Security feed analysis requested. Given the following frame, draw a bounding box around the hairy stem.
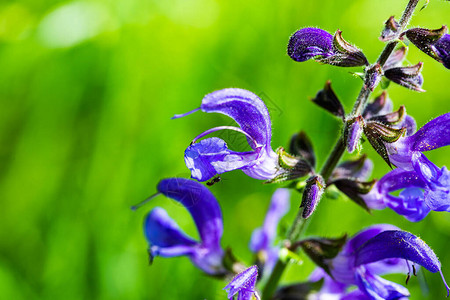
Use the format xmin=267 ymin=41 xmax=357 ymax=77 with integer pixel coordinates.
xmin=261 ymin=1 xmax=420 ymax=299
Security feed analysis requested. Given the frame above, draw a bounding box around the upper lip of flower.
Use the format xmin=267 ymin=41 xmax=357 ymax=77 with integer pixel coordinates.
xmin=143 ymin=178 xmax=225 ymax=275
xmin=329 ymin=224 xmax=450 ymax=298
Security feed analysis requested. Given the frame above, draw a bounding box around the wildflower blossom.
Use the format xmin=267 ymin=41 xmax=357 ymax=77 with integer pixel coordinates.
xmin=309 ymin=224 xmax=449 ymax=299
xmin=143 ymin=178 xmax=225 ymax=275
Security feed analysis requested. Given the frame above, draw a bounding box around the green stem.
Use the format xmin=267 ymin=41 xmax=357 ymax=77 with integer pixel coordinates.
xmin=261 ymin=1 xmax=420 ymax=299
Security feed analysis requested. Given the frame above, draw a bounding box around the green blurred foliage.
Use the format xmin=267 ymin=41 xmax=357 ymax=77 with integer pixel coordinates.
xmin=0 ymin=0 xmax=449 ymax=299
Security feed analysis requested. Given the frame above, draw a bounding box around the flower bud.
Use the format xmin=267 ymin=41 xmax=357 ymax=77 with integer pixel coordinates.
xmin=300 ymin=175 xmax=325 ymax=218
xmin=364 ymin=63 xmax=383 ymax=91
xmin=384 ymin=46 xmax=407 ymax=69
xmin=287 ymin=27 xmax=333 ymax=62
xmin=288 ymin=28 xmax=369 ymax=67
xmin=380 ymin=16 xmax=400 ymax=42
xmin=344 ymin=116 xmax=364 ymax=153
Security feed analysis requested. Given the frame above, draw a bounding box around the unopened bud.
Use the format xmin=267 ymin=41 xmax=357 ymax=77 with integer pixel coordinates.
xmin=380 ymin=16 xmax=400 ymax=42
xmin=300 ymin=175 xmax=325 ymax=218
xmin=344 ymin=116 xmax=364 ymax=153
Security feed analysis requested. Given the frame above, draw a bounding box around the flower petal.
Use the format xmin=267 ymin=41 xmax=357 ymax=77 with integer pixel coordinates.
xmin=200 ymin=88 xmax=272 ymax=148
xmin=344 ymin=224 xmax=400 ymax=255
xmin=185 ymin=137 xmax=259 ymax=181
xmin=403 ymin=112 xmax=450 ymax=152
xmin=157 ymin=178 xmax=223 ymax=249
xmin=378 ymin=168 xmax=425 ymax=192
xmin=355 ymin=267 xmax=410 ymax=300
xmin=287 ymin=27 xmax=334 ymax=62
xmin=355 ymin=230 xmax=441 ymax=273
xmin=411 ymin=152 xmax=450 ymax=211
xmin=144 ymin=207 xmax=197 ymax=257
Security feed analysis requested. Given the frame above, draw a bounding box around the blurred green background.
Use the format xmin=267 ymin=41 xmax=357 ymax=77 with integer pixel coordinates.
xmin=0 ymin=0 xmax=449 ymax=299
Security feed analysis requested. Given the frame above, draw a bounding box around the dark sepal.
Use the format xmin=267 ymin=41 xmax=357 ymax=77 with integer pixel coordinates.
xmin=295 ymin=235 xmax=347 ymax=277
xmin=265 ymin=147 xmax=313 ymax=183
xmin=363 ymin=121 xmax=406 ymax=167
xmin=384 ymin=63 xmax=425 ymax=92
xmin=404 ymin=26 xmax=448 ymax=61
xmin=300 ymin=175 xmax=325 ymax=219
xmin=384 ymin=46 xmax=407 ymax=69
xmin=332 ymin=178 xmax=376 ymax=212
xmin=289 ymin=131 xmax=316 ymax=168
xmin=331 ymin=154 xmax=369 ymax=181
xmin=363 ymin=91 xmax=390 ymax=118
xmin=310 ymin=80 xmax=345 ymax=120
xmin=380 ymin=16 xmax=400 ymax=42
xmin=368 ymin=105 xmax=406 ymax=125
xmin=272 ymin=280 xmax=324 ymax=300
xmin=317 ymin=30 xmax=369 ymax=67
xmin=364 ymin=63 xmax=383 ymax=91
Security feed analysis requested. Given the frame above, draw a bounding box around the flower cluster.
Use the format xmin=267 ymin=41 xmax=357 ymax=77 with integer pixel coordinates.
xmin=135 ymin=1 xmax=450 ymax=299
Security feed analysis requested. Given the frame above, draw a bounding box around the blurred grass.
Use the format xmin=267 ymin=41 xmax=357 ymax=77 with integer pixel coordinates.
xmin=0 ymin=0 xmax=449 ymax=299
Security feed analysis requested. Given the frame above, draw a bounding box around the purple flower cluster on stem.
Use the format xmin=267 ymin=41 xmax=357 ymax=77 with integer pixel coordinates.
xmin=136 ymin=1 xmax=450 ymax=299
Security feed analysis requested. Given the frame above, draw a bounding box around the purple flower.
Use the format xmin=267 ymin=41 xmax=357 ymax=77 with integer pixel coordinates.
xmin=312 ymin=224 xmax=449 ymax=299
xmin=287 ymin=28 xmax=334 ymax=62
xmin=288 ymin=28 xmax=368 ymax=67
xmin=174 ymin=88 xmax=282 ymax=182
xmin=224 ymin=265 xmax=260 ymax=300
xmin=144 ymin=178 xmax=225 ymax=275
xmin=250 ymin=188 xmax=290 ymax=275
xmin=361 ymin=113 xmax=450 ymax=221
